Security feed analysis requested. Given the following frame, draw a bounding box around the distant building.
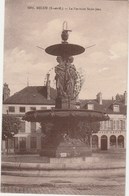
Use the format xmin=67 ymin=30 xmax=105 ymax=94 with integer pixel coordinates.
xmin=81 ymin=92 xmax=127 ymax=151
xmin=2 ymin=80 xmax=127 ymax=153
xmin=2 ymin=75 xmax=56 ymax=154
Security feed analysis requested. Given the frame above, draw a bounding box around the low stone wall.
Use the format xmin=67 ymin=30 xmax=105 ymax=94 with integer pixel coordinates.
xmin=2 ymin=155 xmax=125 ymax=170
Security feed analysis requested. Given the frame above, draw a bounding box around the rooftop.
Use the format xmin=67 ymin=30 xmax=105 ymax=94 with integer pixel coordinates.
xmin=3 ymin=85 xmax=127 ymax=115
xmin=4 ymin=86 xmax=56 ymax=105
xmin=80 ymin=99 xmax=126 ymax=115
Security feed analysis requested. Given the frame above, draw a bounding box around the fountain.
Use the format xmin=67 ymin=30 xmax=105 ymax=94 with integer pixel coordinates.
xmin=23 ymin=22 xmax=109 ymax=158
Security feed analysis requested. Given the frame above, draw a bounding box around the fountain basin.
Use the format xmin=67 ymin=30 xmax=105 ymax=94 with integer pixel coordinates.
xmin=22 ymin=109 xmax=109 ymax=158
xmin=23 ymin=109 xmax=109 ymax=122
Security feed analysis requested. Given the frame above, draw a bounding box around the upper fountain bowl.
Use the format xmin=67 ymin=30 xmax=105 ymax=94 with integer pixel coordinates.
xmin=45 ymin=43 xmax=85 ymax=57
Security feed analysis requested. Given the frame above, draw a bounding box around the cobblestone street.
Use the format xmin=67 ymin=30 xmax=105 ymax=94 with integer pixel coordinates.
xmin=1 ymin=168 xmax=125 ymax=195
xmin=1 ymin=183 xmax=125 ymax=195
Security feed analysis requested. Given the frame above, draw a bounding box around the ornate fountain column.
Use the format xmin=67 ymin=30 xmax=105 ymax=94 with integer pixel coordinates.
xmin=45 ymin=22 xmax=85 ymax=109
xmin=55 ymin=55 xmax=77 ymax=109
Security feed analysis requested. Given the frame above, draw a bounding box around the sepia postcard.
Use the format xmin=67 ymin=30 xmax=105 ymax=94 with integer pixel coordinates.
xmin=0 ymin=0 xmax=128 ymax=195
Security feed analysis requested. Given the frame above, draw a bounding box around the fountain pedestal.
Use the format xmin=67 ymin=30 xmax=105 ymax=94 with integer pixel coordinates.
xmin=56 ymin=98 xmax=76 ymax=109
xmin=40 ymin=130 xmax=92 ymax=158
xmin=39 ymin=108 xmax=92 ymax=158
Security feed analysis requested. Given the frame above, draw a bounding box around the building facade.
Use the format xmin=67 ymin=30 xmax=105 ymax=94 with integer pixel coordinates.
xmin=91 ymin=93 xmax=127 ymax=151
xmin=2 ymin=76 xmax=57 ymax=154
xmin=92 ymin=114 xmax=126 ymax=151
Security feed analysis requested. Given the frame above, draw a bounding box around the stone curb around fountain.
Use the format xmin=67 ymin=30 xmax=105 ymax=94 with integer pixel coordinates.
xmin=2 ymin=159 xmax=125 ymax=171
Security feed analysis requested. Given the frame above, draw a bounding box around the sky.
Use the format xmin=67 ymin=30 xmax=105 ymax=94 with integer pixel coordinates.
xmin=3 ymin=0 xmax=128 ymax=99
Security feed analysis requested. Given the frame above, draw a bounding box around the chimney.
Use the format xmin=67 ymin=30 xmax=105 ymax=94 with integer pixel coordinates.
xmin=96 ymin=92 xmax=102 ymax=105
xmin=124 ymin=91 xmax=127 ymax=105
xmin=46 ymin=73 xmax=50 ymax=100
xmin=3 ymin=83 xmax=10 ymax=101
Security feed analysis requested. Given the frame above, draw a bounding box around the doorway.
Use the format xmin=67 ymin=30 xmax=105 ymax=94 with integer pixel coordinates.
xmin=92 ymin=135 xmax=98 ymax=149
xmin=110 ymin=135 xmax=116 ymax=148
xmin=118 ymin=135 xmax=124 ymax=148
xmin=101 ymin=135 xmax=108 ymax=150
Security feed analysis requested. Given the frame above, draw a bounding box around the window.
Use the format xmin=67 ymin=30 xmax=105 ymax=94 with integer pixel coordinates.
xmin=30 ymin=107 xmax=36 ymax=111
xmin=14 ymin=138 xmax=18 ymax=149
xmin=30 ymin=137 xmax=37 ymax=149
xmin=123 ymin=120 xmax=126 ymax=130
xmin=20 ymin=121 xmax=25 ymax=132
xmin=100 ymin=122 xmax=103 ymax=130
xmin=19 ymin=107 xmax=25 ymax=113
xmin=110 ymin=120 xmax=113 ymax=130
xmin=19 ymin=137 xmax=26 ymax=150
xmin=120 ymin=120 xmax=126 ymax=130
xmin=113 ymin=105 xmax=120 ymax=112
xmin=113 ymin=120 xmax=117 ymax=130
xmin=41 ymin=136 xmax=44 ymax=148
xmin=104 ymin=121 xmax=107 ymax=130
xmin=116 ymin=120 xmax=120 ymax=130
xmin=87 ymin=104 xmax=94 ymax=110
xmin=100 ymin=121 xmax=111 ymax=130
xmin=30 ymin=122 xmax=36 ymax=132
xmin=8 ymin=106 xmax=15 ymax=113
xmin=8 ymin=138 xmax=14 ymax=149
xmin=105 ymin=121 xmax=109 ymax=130
xmin=92 ymin=135 xmax=98 ymax=148
xmin=108 ymin=121 xmax=111 ymax=130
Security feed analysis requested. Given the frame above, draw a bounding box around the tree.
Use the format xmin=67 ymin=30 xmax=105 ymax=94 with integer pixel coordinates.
xmin=2 ymin=114 xmax=21 ymax=153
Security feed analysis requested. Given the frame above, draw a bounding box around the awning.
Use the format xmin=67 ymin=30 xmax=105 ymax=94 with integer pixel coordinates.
xmin=14 ymin=133 xmax=30 ymax=138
